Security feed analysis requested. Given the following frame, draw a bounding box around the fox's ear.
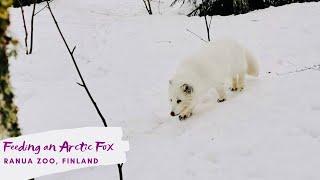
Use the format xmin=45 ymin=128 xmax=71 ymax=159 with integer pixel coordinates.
xmin=181 ymin=84 xmax=193 ymax=94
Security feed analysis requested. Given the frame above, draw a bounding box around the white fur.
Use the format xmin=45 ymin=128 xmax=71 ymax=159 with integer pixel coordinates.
xmin=168 ymin=39 xmax=259 ymax=120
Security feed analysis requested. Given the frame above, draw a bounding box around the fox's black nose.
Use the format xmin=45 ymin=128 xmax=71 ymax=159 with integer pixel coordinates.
xmin=170 ymin=111 xmax=175 ymax=116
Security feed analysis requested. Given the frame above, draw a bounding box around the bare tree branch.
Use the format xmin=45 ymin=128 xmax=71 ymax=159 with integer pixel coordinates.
xmin=118 ymin=164 xmax=123 ymax=179
xmin=209 ymin=16 xmax=213 ymax=29
xmin=186 ymin=28 xmax=208 ymax=43
xmin=170 ymin=0 xmax=188 ymax=7
xmin=29 ymin=0 xmax=37 ymax=54
xmin=17 ymin=0 xmax=29 ymax=54
xmin=187 ymin=5 xmax=200 ymax=17
xmin=45 ymin=2 xmax=124 ymax=180
xmin=45 ymin=1 xmax=108 ymax=127
xmin=202 ymin=0 xmax=211 ymax=41
xmin=142 ymin=0 xmax=149 ymax=13
xmin=71 ymin=46 xmax=76 ymax=54
xmin=142 ymin=0 xmax=153 ymax=15
xmin=76 ymin=82 xmax=84 ymax=87
xmin=146 ymin=0 xmax=152 ymax=14
xmin=203 ymin=15 xmax=210 ymax=41
xmin=34 ymin=0 xmax=54 ymax=16
xmin=276 ymin=64 xmax=320 ymax=76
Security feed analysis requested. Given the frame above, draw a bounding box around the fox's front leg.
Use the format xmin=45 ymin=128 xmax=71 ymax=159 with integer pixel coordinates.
xmin=216 ymin=86 xmax=226 ymax=103
xmin=179 ymin=107 xmax=193 ymax=120
xmin=231 ymin=76 xmax=238 ymax=91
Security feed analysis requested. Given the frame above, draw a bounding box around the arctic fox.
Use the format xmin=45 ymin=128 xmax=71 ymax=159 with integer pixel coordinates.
xmin=168 ymin=39 xmax=259 ymax=120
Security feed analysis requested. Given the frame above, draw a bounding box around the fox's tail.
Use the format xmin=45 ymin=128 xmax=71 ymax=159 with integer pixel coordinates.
xmin=245 ymin=49 xmax=259 ymax=77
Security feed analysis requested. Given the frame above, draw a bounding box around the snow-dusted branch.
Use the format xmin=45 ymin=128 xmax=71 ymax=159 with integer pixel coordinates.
xmin=45 ymin=1 xmax=124 ymax=179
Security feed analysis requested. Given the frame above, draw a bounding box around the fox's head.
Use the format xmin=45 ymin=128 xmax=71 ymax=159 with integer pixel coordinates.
xmin=168 ymin=80 xmax=194 ymax=117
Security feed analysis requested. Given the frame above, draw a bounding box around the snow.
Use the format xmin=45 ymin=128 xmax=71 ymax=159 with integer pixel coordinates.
xmin=9 ymin=1 xmax=320 ymax=179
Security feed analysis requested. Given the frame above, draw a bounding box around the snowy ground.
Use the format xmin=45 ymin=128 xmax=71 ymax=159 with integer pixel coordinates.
xmin=9 ymin=1 xmax=320 ymax=179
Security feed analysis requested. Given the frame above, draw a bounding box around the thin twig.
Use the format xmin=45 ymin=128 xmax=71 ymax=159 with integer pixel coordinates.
xmin=170 ymin=0 xmax=186 ymax=7
xmin=45 ymin=1 xmax=107 ymax=127
xmin=71 ymin=46 xmax=76 ymax=54
xmin=276 ymin=64 xmax=320 ymax=76
xmin=46 ymin=2 xmax=124 ymax=180
xmin=118 ymin=164 xmax=123 ymax=179
xmin=187 ymin=5 xmax=200 ymax=17
xmin=186 ymin=28 xmax=208 ymax=43
xmin=34 ymin=0 xmax=54 ymax=16
xmin=209 ymin=16 xmax=213 ymax=29
xmin=202 ymin=0 xmax=211 ymax=41
xmin=204 ymin=15 xmax=210 ymax=41
xmin=76 ymin=82 xmax=84 ymax=87
xmin=142 ymin=0 xmax=152 ymax=15
xmin=17 ymin=0 xmax=29 ymax=54
xmin=29 ymin=0 xmax=37 ymax=54
xmin=142 ymin=0 xmax=149 ymax=13
xmin=146 ymin=0 xmax=152 ymax=14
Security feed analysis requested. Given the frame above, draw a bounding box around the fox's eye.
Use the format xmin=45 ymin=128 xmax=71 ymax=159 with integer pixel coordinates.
xmin=177 ymin=99 xmax=182 ymax=104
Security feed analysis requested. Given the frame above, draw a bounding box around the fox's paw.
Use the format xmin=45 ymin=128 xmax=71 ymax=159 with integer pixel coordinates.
xmin=179 ymin=112 xmax=192 ymax=121
xmin=230 ymin=87 xmax=244 ymax=92
xmin=230 ymin=87 xmax=238 ymax=91
xmin=217 ymin=98 xmax=226 ymax=103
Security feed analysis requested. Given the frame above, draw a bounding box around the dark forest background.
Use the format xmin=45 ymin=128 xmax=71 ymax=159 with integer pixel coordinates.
xmin=14 ymin=0 xmax=320 ymax=16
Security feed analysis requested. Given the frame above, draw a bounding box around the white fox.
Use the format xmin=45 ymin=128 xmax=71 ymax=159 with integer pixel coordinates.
xmin=168 ymin=39 xmax=259 ymax=120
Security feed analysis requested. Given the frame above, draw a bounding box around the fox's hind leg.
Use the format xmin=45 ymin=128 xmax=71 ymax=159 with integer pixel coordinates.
xmin=216 ymin=86 xmax=226 ymax=103
xmin=238 ymin=73 xmax=245 ymax=91
xmin=231 ymin=75 xmax=238 ymax=91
